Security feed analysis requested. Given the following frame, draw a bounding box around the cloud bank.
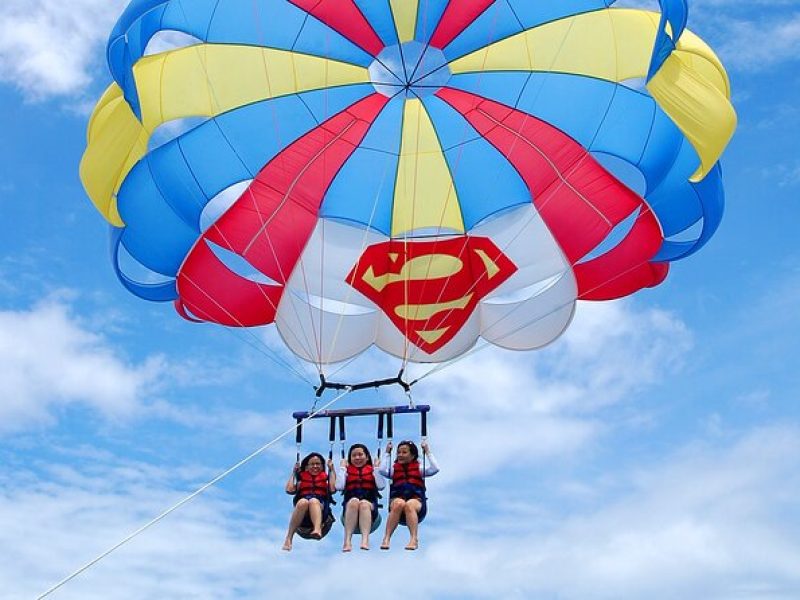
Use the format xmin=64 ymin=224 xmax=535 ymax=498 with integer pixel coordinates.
xmin=0 ymin=301 xmax=164 ymax=433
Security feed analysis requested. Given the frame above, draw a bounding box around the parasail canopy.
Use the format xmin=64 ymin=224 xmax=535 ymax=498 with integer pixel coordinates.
xmin=81 ymin=0 xmax=736 ymax=369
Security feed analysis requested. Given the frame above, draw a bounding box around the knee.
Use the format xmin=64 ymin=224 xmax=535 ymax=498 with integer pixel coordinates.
xmin=404 ymin=503 xmax=416 ymax=516
xmin=307 ymin=498 xmax=321 ymax=508
xmin=347 ymin=498 xmax=361 ymax=509
xmin=295 ymin=498 xmax=309 ymax=510
xmin=391 ymin=500 xmax=406 ymax=513
xmin=359 ymin=500 xmax=372 ymax=511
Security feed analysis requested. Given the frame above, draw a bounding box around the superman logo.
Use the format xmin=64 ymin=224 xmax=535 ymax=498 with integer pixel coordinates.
xmin=346 ymin=237 xmax=517 ymax=353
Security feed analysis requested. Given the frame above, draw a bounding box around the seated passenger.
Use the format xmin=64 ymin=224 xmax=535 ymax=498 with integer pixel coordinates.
xmin=282 ymin=452 xmax=335 ymax=551
xmin=336 ymin=443 xmax=386 ymax=552
xmin=379 ymin=440 xmax=439 ymax=551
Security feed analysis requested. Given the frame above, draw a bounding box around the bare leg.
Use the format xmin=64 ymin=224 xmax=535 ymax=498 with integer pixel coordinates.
xmin=358 ymin=500 xmax=373 ymax=550
xmin=343 ymin=498 xmax=360 ymax=552
xmin=308 ymin=498 xmax=323 ymax=538
xmin=404 ymin=499 xmax=422 ymax=550
xmin=282 ymin=499 xmax=309 ymax=551
xmin=381 ymin=498 xmax=406 ymax=550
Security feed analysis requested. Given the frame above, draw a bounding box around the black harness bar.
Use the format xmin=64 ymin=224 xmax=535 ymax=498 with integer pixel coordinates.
xmin=313 ymin=370 xmax=416 ymax=397
xmin=292 ymin=404 xmax=430 ymax=421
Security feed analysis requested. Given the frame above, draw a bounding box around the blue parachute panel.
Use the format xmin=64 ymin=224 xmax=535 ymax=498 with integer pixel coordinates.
xmin=320 ymin=96 xmax=403 ymax=234
xmin=424 ymin=95 xmax=531 ymax=228
xmin=117 ymin=162 xmax=199 ymax=275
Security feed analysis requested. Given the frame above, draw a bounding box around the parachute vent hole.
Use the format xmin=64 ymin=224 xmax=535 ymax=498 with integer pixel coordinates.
xmin=201 ymin=180 xmax=253 ymax=233
xmin=149 ymin=117 xmax=211 ymax=152
xmin=143 ymin=30 xmax=204 ymax=56
xmin=665 ymin=218 xmax=704 ymax=243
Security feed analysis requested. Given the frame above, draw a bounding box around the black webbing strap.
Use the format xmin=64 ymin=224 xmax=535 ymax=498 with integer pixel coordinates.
xmin=377 ymin=413 xmax=385 ymax=459
xmin=338 ymin=415 xmax=346 ymax=459
xmin=295 ymin=418 xmax=303 ymax=463
xmin=328 ymin=416 xmax=336 ymax=461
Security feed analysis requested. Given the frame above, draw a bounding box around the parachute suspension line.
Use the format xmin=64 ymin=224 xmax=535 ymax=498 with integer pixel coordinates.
xmin=402 ymin=131 xmax=605 ymax=366
xmin=317 ymin=208 xmax=328 ymax=369
xmin=403 ymin=11 xmax=586 ymax=364
xmin=262 ymin=120 xmax=363 ymax=374
xmin=162 ymin=0 xmax=316 ymax=385
xmin=323 ymin=135 xmax=399 ymax=367
xmin=36 ymin=388 xmax=352 ymax=600
xmin=414 ymin=241 xmax=664 ymax=385
xmin=180 ymin=0 xmax=333 ymax=379
xmin=386 ymin=7 xmax=536 ymax=364
xmin=178 ymin=273 xmax=315 ymax=386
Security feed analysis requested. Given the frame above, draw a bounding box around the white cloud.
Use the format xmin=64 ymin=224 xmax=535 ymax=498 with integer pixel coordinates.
xmin=0 ymin=0 xmax=126 ymax=99
xmin=707 ymin=13 xmax=800 ymax=72
xmin=404 ymin=300 xmax=692 ymax=483
xmin=0 ymin=300 xmax=164 ymax=433
xmin=419 ymin=425 xmax=800 ymax=599
xmin=5 ymin=425 xmax=799 ymax=599
xmin=618 ymin=0 xmax=800 ymax=72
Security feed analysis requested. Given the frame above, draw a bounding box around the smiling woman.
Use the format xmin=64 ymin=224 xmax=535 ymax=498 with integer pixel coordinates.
xmin=79 ymin=0 xmax=735 ymax=391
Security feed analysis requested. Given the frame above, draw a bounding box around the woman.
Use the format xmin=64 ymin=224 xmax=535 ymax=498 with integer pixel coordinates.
xmin=336 ymin=443 xmax=385 ymax=552
xmin=379 ymin=440 xmax=439 ymax=551
xmin=282 ymin=452 xmax=336 ymax=551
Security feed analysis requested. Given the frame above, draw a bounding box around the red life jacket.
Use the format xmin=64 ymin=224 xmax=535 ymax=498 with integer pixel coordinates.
xmin=296 ymin=470 xmax=329 ymax=499
xmin=344 ymin=464 xmax=378 ymax=500
xmin=391 ymin=460 xmax=425 ymax=496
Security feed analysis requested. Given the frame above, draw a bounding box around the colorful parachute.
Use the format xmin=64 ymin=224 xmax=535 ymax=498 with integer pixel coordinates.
xmin=81 ymin=0 xmax=735 ymax=366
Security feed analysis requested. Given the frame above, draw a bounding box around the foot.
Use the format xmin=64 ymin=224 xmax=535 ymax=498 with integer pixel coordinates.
xmin=360 ymin=542 xmax=370 ymax=551
xmin=380 ymin=539 xmax=390 ymax=550
xmin=310 ymin=530 xmax=322 ymax=540
xmin=282 ymin=540 xmax=292 ymax=551
xmin=405 ymin=540 xmax=418 ymax=551
xmin=342 ymin=542 xmax=352 ymax=552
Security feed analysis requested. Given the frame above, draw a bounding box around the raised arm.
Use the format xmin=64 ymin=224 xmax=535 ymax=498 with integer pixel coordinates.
xmin=373 ymin=457 xmax=387 ymax=489
xmin=378 ymin=443 xmax=393 ymax=479
xmin=327 ymin=458 xmax=337 ymax=493
xmin=285 ymin=464 xmax=299 ymax=494
xmin=421 ymin=442 xmax=439 ymax=476
xmin=335 ymin=459 xmax=348 ymax=492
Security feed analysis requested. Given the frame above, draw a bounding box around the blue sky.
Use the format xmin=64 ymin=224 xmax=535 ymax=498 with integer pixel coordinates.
xmin=1 ymin=0 xmax=799 ymax=598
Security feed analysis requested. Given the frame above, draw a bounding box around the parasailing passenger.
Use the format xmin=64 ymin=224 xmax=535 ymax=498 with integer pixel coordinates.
xmin=282 ymin=452 xmax=336 ymax=551
xmin=380 ymin=440 xmax=439 ymax=551
xmin=336 ymin=443 xmax=385 ymax=552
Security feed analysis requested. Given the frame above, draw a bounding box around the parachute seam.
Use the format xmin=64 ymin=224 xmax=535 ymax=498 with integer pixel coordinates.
xmin=322 ymin=105 xmax=398 ymax=365
xmin=404 ymin=12 xmax=587 ymax=361
xmin=205 ymin=0 xmax=222 ymax=40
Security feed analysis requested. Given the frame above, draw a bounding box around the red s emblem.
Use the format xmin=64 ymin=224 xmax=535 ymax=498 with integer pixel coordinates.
xmin=347 ymin=237 xmax=517 ymax=353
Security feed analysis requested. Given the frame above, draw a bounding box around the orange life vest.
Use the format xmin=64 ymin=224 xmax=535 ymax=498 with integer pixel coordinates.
xmin=344 ymin=464 xmax=378 ymax=501
xmin=296 ymin=470 xmax=329 ymax=499
xmin=390 ymin=460 xmax=425 ymax=498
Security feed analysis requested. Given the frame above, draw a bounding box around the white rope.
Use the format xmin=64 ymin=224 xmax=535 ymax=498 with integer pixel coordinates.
xmin=36 ymin=388 xmax=353 ymax=600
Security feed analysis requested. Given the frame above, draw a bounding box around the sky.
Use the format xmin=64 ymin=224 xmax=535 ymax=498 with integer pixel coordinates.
xmin=1 ymin=0 xmax=799 ymax=598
